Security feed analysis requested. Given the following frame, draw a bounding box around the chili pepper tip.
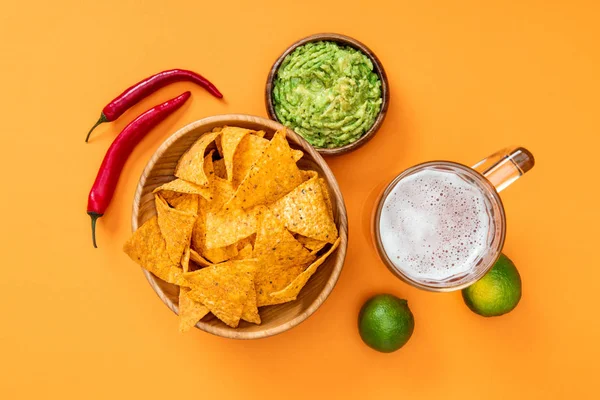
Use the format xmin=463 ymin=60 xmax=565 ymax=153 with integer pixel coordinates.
xmin=85 ymin=114 xmax=109 ymax=143
xmin=88 ymin=212 xmax=103 ymax=248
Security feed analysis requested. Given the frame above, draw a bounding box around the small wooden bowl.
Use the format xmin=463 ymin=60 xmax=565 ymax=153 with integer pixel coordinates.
xmin=265 ymin=33 xmax=390 ymax=156
xmin=131 ymin=114 xmax=348 ymax=339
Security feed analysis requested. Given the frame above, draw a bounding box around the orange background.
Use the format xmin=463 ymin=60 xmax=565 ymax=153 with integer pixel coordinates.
xmin=1 ymin=0 xmax=598 ymax=398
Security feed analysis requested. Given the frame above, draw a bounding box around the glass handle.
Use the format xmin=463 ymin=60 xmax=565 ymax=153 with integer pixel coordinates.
xmin=472 ymin=147 xmax=535 ymax=193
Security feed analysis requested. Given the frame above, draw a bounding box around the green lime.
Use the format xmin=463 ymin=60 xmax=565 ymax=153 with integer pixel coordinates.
xmin=462 ymin=253 xmax=522 ymax=317
xmin=358 ymin=294 xmax=414 ymax=353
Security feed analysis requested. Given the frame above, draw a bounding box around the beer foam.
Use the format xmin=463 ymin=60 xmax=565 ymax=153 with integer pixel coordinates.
xmin=379 ymin=168 xmax=492 ymax=281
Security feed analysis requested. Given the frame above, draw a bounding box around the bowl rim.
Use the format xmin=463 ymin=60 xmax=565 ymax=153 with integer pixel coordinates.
xmin=265 ymin=32 xmax=390 ymax=156
xmin=131 ymin=113 xmax=348 ymax=339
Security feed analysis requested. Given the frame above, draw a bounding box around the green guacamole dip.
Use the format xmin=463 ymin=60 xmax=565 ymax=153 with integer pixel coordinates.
xmin=273 ymin=41 xmax=383 ymax=149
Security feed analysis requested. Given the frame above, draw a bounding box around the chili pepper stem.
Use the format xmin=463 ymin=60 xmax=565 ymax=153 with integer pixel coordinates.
xmin=85 ymin=113 xmax=108 ymax=142
xmin=88 ymin=212 xmax=103 ymax=248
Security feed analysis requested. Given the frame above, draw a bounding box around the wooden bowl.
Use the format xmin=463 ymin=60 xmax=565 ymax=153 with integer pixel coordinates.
xmin=265 ymin=33 xmax=390 ymax=156
xmin=131 ymin=114 xmax=348 ymax=339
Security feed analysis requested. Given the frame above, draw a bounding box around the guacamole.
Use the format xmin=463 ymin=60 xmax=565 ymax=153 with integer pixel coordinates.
xmin=273 ymin=41 xmax=383 ymax=149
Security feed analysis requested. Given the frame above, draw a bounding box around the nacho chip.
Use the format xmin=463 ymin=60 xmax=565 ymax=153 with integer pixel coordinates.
xmin=184 ymin=260 xmax=257 ymax=328
xmin=191 ymin=197 xmax=208 ymax=252
xmin=292 ymin=149 xmax=303 ymax=162
xmin=209 ymin=177 xmax=235 ymax=211
xmin=212 ymin=127 xmax=224 ymax=157
xmin=269 ymin=176 xmax=338 ymax=243
xmin=231 ymin=134 xmax=269 ymax=186
xmin=253 ymin=209 xmax=315 ymax=306
xmin=178 ymin=287 xmax=209 ymax=333
xmin=204 ymin=206 xmax=263 ymax=249
xmin=189 ymin=248 xmax=211 ymax=267
xmin=215 ymin=134 xmax=223 ymax=156
xmin=253 ymin=209 xmax=315 ymax=268
xmin=241 ymin=283 xmax=260 ymax=324
xmin=220 ymin=127 xmax=252 ymax=182
xmin=226 ymin=130 xmax=304 ymax=210
xmin=158 ymin=191 xmax=183 ymax=208
xmin=318 ymin=177 xmax=334 ymax=218
xmin=155 ymin=195 xmax=197 ymax=265
xmin=296 ymin=235 xmax=327 ymax=254
xmin=301 ymin=170 xmax=318 ymax=181
xmin=269 ymin=237 xmax=341 ymax=304
xmin=190 ymin=194 xmax=239 ymax=263
xmin=213 ymin=158 xmax=227 ymax=179
xmin=253 ymin=130 xmax=266 ymax=138
xmin=237 ymin=234 xmax=256 ymax=249
xmin=175 ymin=131 xmax=220 ymax=186
xmin=270 ymin=127 xmax=300 ymax=160
xmin=233 ymin=243 xmax=254 ymax=260
xmin=181 ymin=245 xmax=191 ymax=272
xmin=256 ymin=264 xmax=306 ymax=307
xmin=123 ymin=216 xmax=184 ymax=285
xmin=202 ymin=245 xmax=239 ymax=264
xmin=168 ymin=193 xmax=199 ymax=214
xmin=203 ymin=150 xmax=216 ymax=180
xmin=153 ymin=178 xmax=211 ymax=201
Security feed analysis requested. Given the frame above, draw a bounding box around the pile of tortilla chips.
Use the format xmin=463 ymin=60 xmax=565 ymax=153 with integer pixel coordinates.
xmin=124 ymin=127 xmax=340 ymax=332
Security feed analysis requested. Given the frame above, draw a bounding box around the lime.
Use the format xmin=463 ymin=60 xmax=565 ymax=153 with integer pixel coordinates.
xmin=358 ymin=294 xmax=414 ymax=353
xmin=462 ymin=253 xmax=522 ymax=317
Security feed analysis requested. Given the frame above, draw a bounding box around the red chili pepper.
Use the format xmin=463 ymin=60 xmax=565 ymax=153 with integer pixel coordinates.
xmin=87 ymin=91 xmax=191 ymax=248
xmin=85 ymin=69 xmax=221 ymax=142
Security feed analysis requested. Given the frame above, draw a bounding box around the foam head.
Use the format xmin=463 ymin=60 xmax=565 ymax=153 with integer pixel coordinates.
xmin=378 ymin=167 xmax=494 ymax=282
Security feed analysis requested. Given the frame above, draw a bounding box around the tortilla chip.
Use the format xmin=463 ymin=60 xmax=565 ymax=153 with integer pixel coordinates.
xmin=203 ymin=150 xmax=216 ymax=180
xmin=226 ymin=130 xmax=304 ymax=210
xmin=189 ymin=248 xmax=211 ymax=267
xmin=269 ymin=176 xmax=338 ymax=243
xmin=209 ymin=177 xmax=235 ymax=211
xmin=204 ymin=206 xmax=263 ymax=249
xmin=301 ymin=170 xmax=318 ymax=181
xmin=158 ymin=191 xmax=182 ymax=208
xmin=184 ymin=260 xmax=257 ymax=328
xmin=175 ymin=131 xmax=220 ymax=186
xmin=269 ymin=238 xmax=341 ymax=304
xmin=318 ymin=177 xmax=334 ymax=218
xmin=215 ymin=134 xmax=223 ymax=157
xmin=153 ymin=178 xmax=211 ymax=201
xmin=253 ymin=209 xmax=315 ymax=268
xmin=202 ymin=245 xmax=239 ymax=264
xmin=123 ymin=216 xmax=184 ymax=285
xmin=168 ymin=193 xmax=199 ymax=214
xmin=296 ymin=235 xmax=327 ymax=253
xmin=181 ymin=245 xmax=191 ymax=272
xmin=155 ymin=194 xmax=197 ymax=265
xmin=253 ymin=130 xmax=266 ymax=138
xmin=237 ymin=234 xmax=256 ymax=249
xmin=253 ymin=209 xmax=315 ymax=306
xmin=213 ymin=159 xmax=227 ymax=179
xmin=292 ymin=149 xmax=303 ymax=162
xmin=231 ymin=134 xmax=269 ymax=187
xmin=220 ymin=127 xmax=252 ymax=182
xmin=233 ymin=243 xmax=254 ymax=260
xmin=241 ymin=283 xmax=260 ymax=324
xmin=178 ymin=287 xmax=209 ymax=333
xmin=191 ymin=197 xmax=208 ymax=252
xmin=212 ymin=127 xmax=224 ymax=155
xmin=190 ymin=194 xmax=238 ymax=263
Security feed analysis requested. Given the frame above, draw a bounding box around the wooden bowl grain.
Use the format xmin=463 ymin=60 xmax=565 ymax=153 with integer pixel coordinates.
xmin=265 ymin=33 xmax=390 ymax=156
xmin=131 ymin=114 xmax=348 ymax=339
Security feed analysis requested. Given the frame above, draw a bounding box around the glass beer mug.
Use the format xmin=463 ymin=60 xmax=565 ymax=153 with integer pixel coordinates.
xmin=372 ymin=147 xmax=534 ymax=291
